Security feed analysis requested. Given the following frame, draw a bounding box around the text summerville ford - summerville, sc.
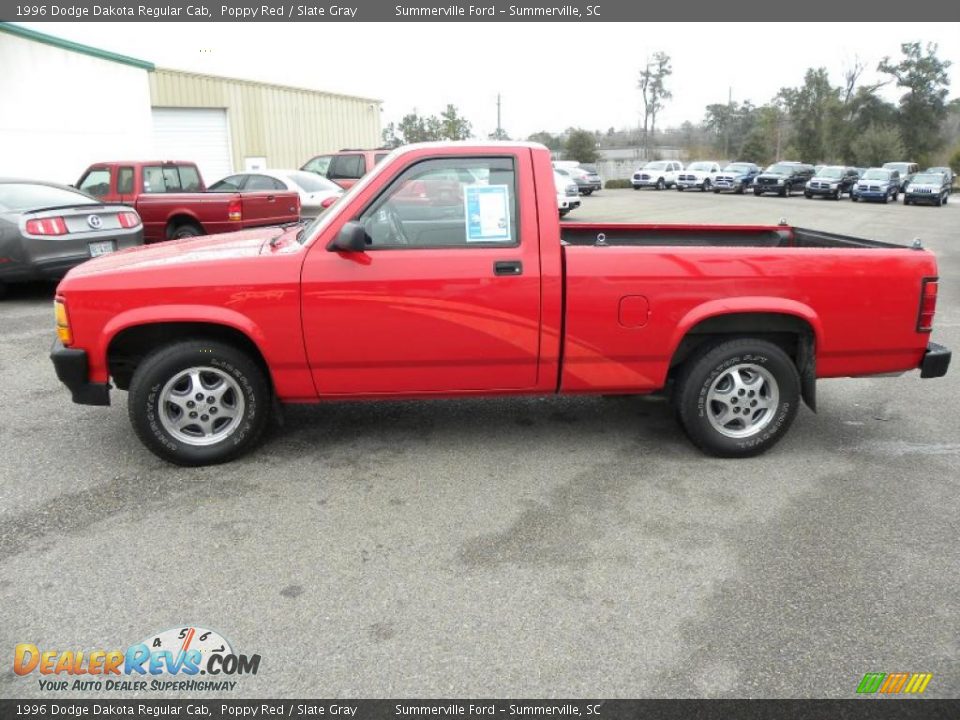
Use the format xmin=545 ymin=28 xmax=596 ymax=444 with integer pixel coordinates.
xmin=16 ymin=3 xmax=599 ymax=18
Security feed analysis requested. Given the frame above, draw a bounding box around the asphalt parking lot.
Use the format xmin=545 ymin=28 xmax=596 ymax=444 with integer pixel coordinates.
xmin=1 ymin=188 xmax=958 ymax=699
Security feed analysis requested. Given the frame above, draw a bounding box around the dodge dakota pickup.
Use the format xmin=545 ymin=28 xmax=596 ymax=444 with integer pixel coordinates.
xmin=51 ymin=142 xmax=951 ymax=466
xmin=76 ymin=161 xmax=301 ymax=243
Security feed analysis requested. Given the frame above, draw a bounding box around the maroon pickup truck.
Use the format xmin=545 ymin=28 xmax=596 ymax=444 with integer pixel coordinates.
xmin=76 ymin=161 xmax=300 ymax=243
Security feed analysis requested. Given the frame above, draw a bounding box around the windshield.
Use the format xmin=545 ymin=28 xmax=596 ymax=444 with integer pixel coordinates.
xmin=764 ymin=164 xmax=795 ymax=174
xmin=0 ymin=183 xmax=96 ymax=212
xmin=911 ymin=174 xmax=941 ymax=184
xmin=687 ymin=162 xmax=714 ymax=171
xmin=284 ymin=171 xmax=341 ymax=193
xmin=644 ymin=162 xmax=668 ymax=170
xmin=815 ymin=167 xmax=844 ymax=179
xmin=883 ymin=163 xmax=910 ymax=173
xmin=722 ymin=164 xmax=751 ymax=173
xmin=862 ymin=169 xmax=890 ymax=181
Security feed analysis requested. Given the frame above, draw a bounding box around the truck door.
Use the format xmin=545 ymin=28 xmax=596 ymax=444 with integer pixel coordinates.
xmin=300 ymin=153 xmax=542 ymax=395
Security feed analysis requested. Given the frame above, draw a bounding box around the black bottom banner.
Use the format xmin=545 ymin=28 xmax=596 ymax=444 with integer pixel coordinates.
xmin=1 ymin=699 xmax=958 ymax=720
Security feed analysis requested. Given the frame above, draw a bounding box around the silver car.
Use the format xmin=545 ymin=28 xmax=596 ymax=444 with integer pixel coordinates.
xmin=0 ymin=180 xmax=144 ymax=298
xmin=209 ymin=169 xmax=342 ymax=219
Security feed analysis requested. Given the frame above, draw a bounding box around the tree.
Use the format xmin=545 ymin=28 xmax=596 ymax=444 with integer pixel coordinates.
xmin=777 ymin=68 xmax=842 ymax=162
xmin=438 ymin=104 xmax=472 ymax=141
xmin=850 ymin=124 xmax=905 ymax=167
xmin=488 ymin=128 xmax=511 ymax=140
xmin=638 ymin=52 xmax=673 ymax=153
xmin=564 ymin=129 xmax=599 ymax=163
xmin=879 ymin=42 xmax=953 ymax=162
xmin=527 ymin=131 xmax=561 ymax=151
xmin=385 ymin=105 xmax=474 ymax=145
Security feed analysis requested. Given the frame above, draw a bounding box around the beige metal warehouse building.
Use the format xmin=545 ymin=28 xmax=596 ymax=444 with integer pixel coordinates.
xmin=0 ymin=23 xmax=382 ymax=184
xmin=149 ymin=69 xmax=383 ymax=181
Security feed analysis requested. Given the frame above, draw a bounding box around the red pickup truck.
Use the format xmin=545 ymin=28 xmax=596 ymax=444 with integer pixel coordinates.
xmin=52 ymin=142 xmax=950 ymax=466
xmin=76 ymin=161 xmax=300 ymax=243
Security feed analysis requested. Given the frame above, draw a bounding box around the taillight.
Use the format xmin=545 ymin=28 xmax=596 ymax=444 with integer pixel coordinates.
xmin=117 ymin=211 xmax=141 ymax=228
xmin=26 ymin=217 xmax=68 ymax=236
xmin=917 ymin=278 xmax=938 ymax=332
xmin=228 ymin=198 xmax=242 ymax=222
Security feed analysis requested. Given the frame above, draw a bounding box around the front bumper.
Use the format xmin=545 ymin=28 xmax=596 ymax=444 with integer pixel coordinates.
xmin=677 ymin=178 xmax=708 ymax=189
xmin=558 ymin=197 xmax=581 ymax=211
xmin=855 ymin=189 xmax=892 ymax=200
xmin=50 ymin=340 xmax=111 ymax=406
xmin=806 ymin=186 xmax=841 ymax=197
xmin=920 ymin=342 xmax=951 ymax=379
xmin=905 ymin=192 xmax=942 ymax=204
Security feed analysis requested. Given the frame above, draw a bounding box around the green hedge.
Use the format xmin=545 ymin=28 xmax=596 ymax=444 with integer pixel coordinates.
xmin=604 ymin=179 xmax=632 ymax=189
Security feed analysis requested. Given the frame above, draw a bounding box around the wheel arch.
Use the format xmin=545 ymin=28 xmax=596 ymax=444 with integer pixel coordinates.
xmin=165 ymin=212 xmax=204 ymax=237
xmin=103 ymin=309 xmax=272 ymax=391
xmin=667 ymin=301 xmax=822 ymax=411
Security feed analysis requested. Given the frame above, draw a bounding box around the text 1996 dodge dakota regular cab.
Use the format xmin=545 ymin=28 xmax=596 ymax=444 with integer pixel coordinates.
xmin=51 ymin=142 xmax=951 ymax=466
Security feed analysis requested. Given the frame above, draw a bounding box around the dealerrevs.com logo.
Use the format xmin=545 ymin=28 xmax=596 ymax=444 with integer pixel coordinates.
xmin=14 ymin=627 xmax=260 ymax=692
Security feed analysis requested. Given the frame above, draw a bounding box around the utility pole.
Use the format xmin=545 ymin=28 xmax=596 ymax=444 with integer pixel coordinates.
xmin=496 ymin=93 xmax=502 ymax=139
xmin=724 ymin=86 xmax=732 ymax=160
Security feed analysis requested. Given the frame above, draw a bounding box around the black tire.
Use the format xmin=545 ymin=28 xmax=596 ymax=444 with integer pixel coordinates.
xmin=677 ymin=186 xmax=685 ymax=192
xmin=128 ymin=340 xmax=271 ymax=466
xmin=702 ymin=179 xmax=711 ymax=192
xmin=169 ymin=222 xmax=203 ymax=239
xmin=559 ymin=209 xmax=569 ymax=217
xmin=713 ymin=188 xmax=721 ymax=194
xmin=780 ymin=186 xmax=789 ymax=197
xmin=851 ymin=194 xmax=858 ymax=202
xmin=656 ymin=178 xmax=665 ymax=191
xmin=804 ymin=191 xmax=812 ymax=199
xmin=833 ymin=189 xmax=841 ymax=200
xmin=736 ymin=184 xmax=745 ymax=194
xmin=582 ymin=189 xmax=593 ymax=196
xmin=633 ymin=186 xmax=640 ymax=191
xmin=753 ymin=188 xmax=763 ymax=196
xmin=675 ymin=339 xmax=800 ymax=458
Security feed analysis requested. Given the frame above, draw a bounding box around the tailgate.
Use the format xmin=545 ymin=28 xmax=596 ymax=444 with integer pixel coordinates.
xmin=239 ymin=191 xmax=300 ymax=226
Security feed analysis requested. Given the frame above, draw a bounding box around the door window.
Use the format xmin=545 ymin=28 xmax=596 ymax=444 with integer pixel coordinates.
xmin=357 ymin=157 xmax=517 ymax=249
xmin=303 ymin=155 xmax=333 ymax=177
xmin=244 ymin=175 xmax=287 ymax=191
xmin=329 ymin=154 xmax=365 ymax=180
xmin=78 ymin=169 xmax=111 ymax=197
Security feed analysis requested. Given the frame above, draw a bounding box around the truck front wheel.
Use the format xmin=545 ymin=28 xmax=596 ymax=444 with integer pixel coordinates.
xmin=128 ymin=340 xmax=271 ymax=466
xmin=675 ymin=339 xmax=800 ymax=458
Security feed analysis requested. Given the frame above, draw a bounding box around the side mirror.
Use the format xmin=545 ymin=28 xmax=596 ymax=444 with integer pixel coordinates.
xmin=328 ymin=221 xmax=369 ymax=252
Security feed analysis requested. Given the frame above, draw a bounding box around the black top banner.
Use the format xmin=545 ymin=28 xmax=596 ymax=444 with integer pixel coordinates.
xmin=1 ymin=0 xmax=959 ymax=21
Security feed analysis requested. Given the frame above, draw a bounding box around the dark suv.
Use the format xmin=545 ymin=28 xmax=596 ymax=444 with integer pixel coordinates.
xmin=301 ymin=148 xmax=391 ymax=189
xmin=753 ymin=162 xmax=815 ymax=197
xmin=804 ymin=166 xmax=860 ymax=200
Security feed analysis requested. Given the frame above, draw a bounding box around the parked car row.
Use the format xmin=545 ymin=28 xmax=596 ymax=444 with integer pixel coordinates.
xmin=630 ymin=158 xmax=953 ymax=207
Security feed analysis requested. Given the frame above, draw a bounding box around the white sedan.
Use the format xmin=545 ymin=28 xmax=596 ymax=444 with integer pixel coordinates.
xmin=209 ymin=169 xmax=342 ymax=219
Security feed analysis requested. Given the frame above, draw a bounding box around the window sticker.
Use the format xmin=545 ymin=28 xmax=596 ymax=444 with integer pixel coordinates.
xmin=464 ymin=184 xmax=511 ymax=243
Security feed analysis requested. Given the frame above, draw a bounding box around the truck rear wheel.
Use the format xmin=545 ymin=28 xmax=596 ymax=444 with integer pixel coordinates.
xmin=128 ymin=340 xmax=271 ymax=466
xmin=675 ymin=339 xmax=800 ymax=458
xmin=170 ymin=222 xmax=203 ymax=239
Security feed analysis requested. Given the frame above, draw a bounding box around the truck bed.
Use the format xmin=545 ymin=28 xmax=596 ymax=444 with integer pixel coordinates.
xmin=560 ymin=223 xmax=904 ymax=249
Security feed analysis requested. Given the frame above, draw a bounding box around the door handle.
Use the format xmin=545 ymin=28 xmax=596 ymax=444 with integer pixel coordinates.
xmin=266 ymin=195 xmax=276 ymax=201
xmin=494 ymin=260 xmax=522 ymax=276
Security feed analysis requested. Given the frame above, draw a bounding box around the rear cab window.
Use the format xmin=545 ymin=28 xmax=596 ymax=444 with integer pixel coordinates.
xmin=142 ymin=164 xmax=202 ymax=193
xmin=303 ymin=155 xmax=333 ymax=177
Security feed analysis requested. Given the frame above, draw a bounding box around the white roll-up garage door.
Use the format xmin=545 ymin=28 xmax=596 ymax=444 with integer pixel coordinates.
xmin=151 ymin=108 xmax=233 ymax=184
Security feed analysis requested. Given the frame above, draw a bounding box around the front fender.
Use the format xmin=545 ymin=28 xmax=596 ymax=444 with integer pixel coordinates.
xmin=95 ymin=304 xmax=268 ymax=375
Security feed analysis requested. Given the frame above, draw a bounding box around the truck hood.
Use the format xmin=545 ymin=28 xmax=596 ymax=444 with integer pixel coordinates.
xmin=65 ymin=225 xmax=294 ymax=277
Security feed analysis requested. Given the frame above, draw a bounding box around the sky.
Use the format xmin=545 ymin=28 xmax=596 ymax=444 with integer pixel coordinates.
xmin=17 ymin=21 xmax=960 ymax=139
